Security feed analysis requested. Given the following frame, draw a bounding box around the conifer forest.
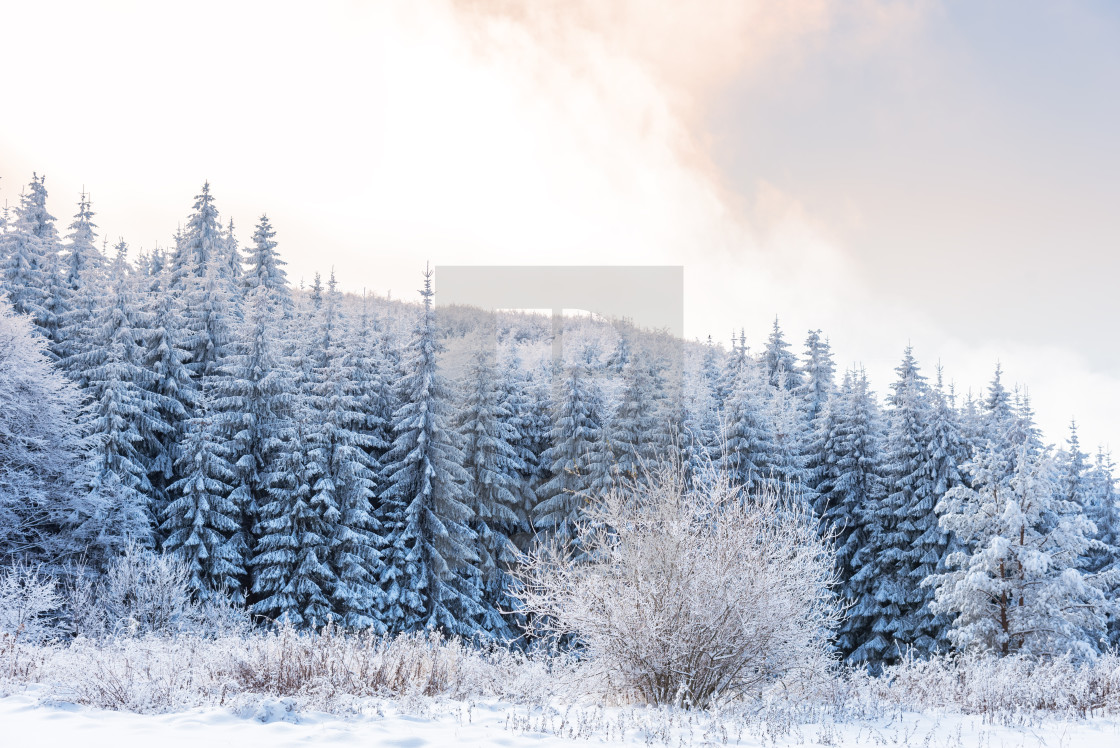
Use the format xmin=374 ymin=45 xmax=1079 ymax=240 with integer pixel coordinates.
xmin=2 ymin=173 xmax=1116 ymax=673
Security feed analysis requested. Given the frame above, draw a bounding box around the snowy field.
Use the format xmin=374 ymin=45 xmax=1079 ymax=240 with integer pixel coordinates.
xmin=6 ymin=685 xmax=1120 ymax=748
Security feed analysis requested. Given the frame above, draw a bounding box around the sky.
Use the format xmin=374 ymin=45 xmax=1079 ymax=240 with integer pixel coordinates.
xmin=0 ymin=0 xmax=1117 ymax=453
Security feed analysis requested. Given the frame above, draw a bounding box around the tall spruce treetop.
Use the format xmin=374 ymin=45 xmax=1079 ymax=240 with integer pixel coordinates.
xmin=762 ymin=317 xmax=802 ymax=391
xmin=64 ymin=190 xmax=104 ymax=288
xmin=243 ymin=214 xmax=292 ymax=313
xmin=1 ymin=174 xmax=58 ymax=321
xmin=378 ymin=267 xmax=478 ymax=635
xmin=172 ymin=182 xmax=224 ymax=288
xmin=796 ymin=329 xmax=836 ymax=424
xmin=223 ymin=217 xmax=242 ymax=284
xmin=847 ymin=347 xmax=939 ymax=665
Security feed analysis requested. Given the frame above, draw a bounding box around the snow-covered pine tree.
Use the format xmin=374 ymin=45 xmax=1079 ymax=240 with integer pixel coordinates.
xmin=762 ymin=317 xmax=802 ymax=391
xmin=765 ymin=369 xmax=809 ymax=495
xmin=0 ymin=174 xmax=57 ymax=325
xmin=251 ymin=384 xmax=336 ymax=626
xmin=846 ymin=347 xmax=934 ymax=666
xmin=811 ymin=368 xmax=887 ymax=659
xmin=612 ymin=352 xmax=663 ymax=483
xmin=213 ymin=284 xmax=292 ymax=598
xmin=914 ymin=366 xmax=968 ymax=652
xmin=140 ymin=266 xmax=197 ymax=540
xmin=1060 ymin=420 xmax=1089 ymax=511
xmin=179 ymin=256 xmax=235 ymax=382
xmin=931 ymin=443 xmax=1111 ymax=657
xmin=302 ymin=282 xmax=384 ymax=629
xmin=535 ymin=359 xmax=611 ymax=544
xmin=63 ymin=190 xmax=104 ymax=288
xmin=67 ymin=241 xmax=170 ymax=562
xmin=719 ymin=358 xmax=775 ymax=492
xmin=795 ymin=329 xmax=835 ymax=424
xmin=163 ymin=388 xmax=244 ymax=600
xmin=1085 ymin=448 xmax=1120 ymax=644
xmin=222 ymin=217 xmax=242 ymax=285
xmin=171 ymin=182 xmax=225 ymax=289
xmin=0 ymin=299 xmax=92 ymax=569
xmin=242 ymin=214 xmax=292 ymax=314
xmin=378 ymin=268 xmax=478 ymax=635
xmin=457 ymin=344 xmax=532 ymax=640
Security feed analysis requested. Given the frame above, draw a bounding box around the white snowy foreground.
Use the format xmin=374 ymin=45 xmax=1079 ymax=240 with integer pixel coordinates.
xmin=5 ymin=687 xmax=1120 ymax=748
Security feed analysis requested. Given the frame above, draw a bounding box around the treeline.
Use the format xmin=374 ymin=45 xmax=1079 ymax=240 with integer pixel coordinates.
xmin=0 ymin=173 xmax=1117 ymax=666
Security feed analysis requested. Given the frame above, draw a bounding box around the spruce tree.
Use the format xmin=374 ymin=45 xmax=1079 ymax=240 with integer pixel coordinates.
xmin=242 ymin=214 xmax=292 ymax=314
xmin=762 ymin=317 xmax=802 ymax=391
xmin=67 ymin=243 xmax=169 ymax=560
xmin=378 ymin=268 xmax=478 ymax=635
xmin=459 ymin=345 xmax=533 ymax=639
xmin=932 ymin=444 xmax=1111 ymax=657
xmin=64 ymin=190 xmax=104 ymax=288
xmin=719 ymin=360 xmax=775 ymax=492
xmin=213 ymin=285 xmax=291 ymax=597
xmin=171 ymin=182 xmax=224 ymax=289
xmin=535 ymin=360 xmax=611 ymax=544
xmin=164 ymin=389 xmax=244 ymax=600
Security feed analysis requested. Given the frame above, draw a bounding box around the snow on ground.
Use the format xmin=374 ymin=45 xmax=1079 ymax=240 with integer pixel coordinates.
xmin=5 ymin=686 xmax=1120 ymax=748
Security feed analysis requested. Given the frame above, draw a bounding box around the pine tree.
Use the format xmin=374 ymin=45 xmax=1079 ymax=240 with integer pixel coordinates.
xmin=251 ymin=390 xmax=336 ymax=626
xmin=762 ymin=317 xmax=802 ymax=391
xmin=846 ymin=347 xmax=934 ymax=666
xmin=1 ymin=174 xmax=56 ymax=323
xmin=612 ymin=353 xmax=663 ymax=483
xmin=171 ymin=182 xmax=224 ymax=289
xmin=931 ymin=444 xmax=1111 ymax=657
xmin=812 ymin=369 xmax=887 ymax=660
xmin=303 ymin=284 xmax=384 ymax=629
xmin=535 ymin=360 xmax=611 ymax=544
xmin=458 ymin=345 xmax=530 ymax=639
xmin=213 ymin=285 xmax=291 ymax=597
xmin=141 ymin=266 xmax=197 ymax=539
xmin=222 ymin=217 xmax=243 ymax=285
xmin=163 ymin=390 xmax=244 ymax=600
xmin=63 ymin=190 xmax=104 ymax=288
xmin=0 ymin=299 xmax=92 ymax=569
xmin=242 ymin=214 xmax=292 ymax=314
xmin=180 ymin=257 xmax=234 ymax=381
xmin=719 ymin=360 xmax=775 ymax=492
xmin=795 ymin=329 xmax=835 ymax=424
xmin=67 ymin=243 xmax=169 ymax=561
xmin=378 ymin=268 xmax=478 ymax=635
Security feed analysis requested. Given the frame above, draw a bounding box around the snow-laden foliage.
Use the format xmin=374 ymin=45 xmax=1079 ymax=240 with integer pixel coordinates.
xmin=0 ymin=301 xmax=90 ymax=567
xmin=514 ymin=464 xmax=841 ymax=708
xmin=930 ymin=444 xmax=1113 ymax=657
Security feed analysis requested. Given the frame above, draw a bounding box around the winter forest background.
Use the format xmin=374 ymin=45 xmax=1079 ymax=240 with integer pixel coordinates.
xmin=2 ymin=172 xmax=1118 ymax=671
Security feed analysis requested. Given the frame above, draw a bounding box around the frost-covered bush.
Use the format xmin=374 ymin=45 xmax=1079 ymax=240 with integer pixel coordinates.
xmin=0 ymin=564 xmax=59 ymax=645
xmin=868 ymin=652 xmax=1120 ymax=719
xmin=69 ymin=544 xmax=248 ymax=638
xmin=41 ymin=626 xmax=574 ymax=713
xmin=0 ymin=300 xmax=90 ymax=569
xmin=513 ymin=465 xmax=841 ymax=708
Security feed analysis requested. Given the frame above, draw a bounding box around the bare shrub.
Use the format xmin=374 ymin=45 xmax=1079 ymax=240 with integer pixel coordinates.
xmin=69 ymin=544 xmax=248 ymax=639
xmin=512 ymin=464 xmax=842 ymax=708
xmin=0 ymin=564 xmax=60 ymax=681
